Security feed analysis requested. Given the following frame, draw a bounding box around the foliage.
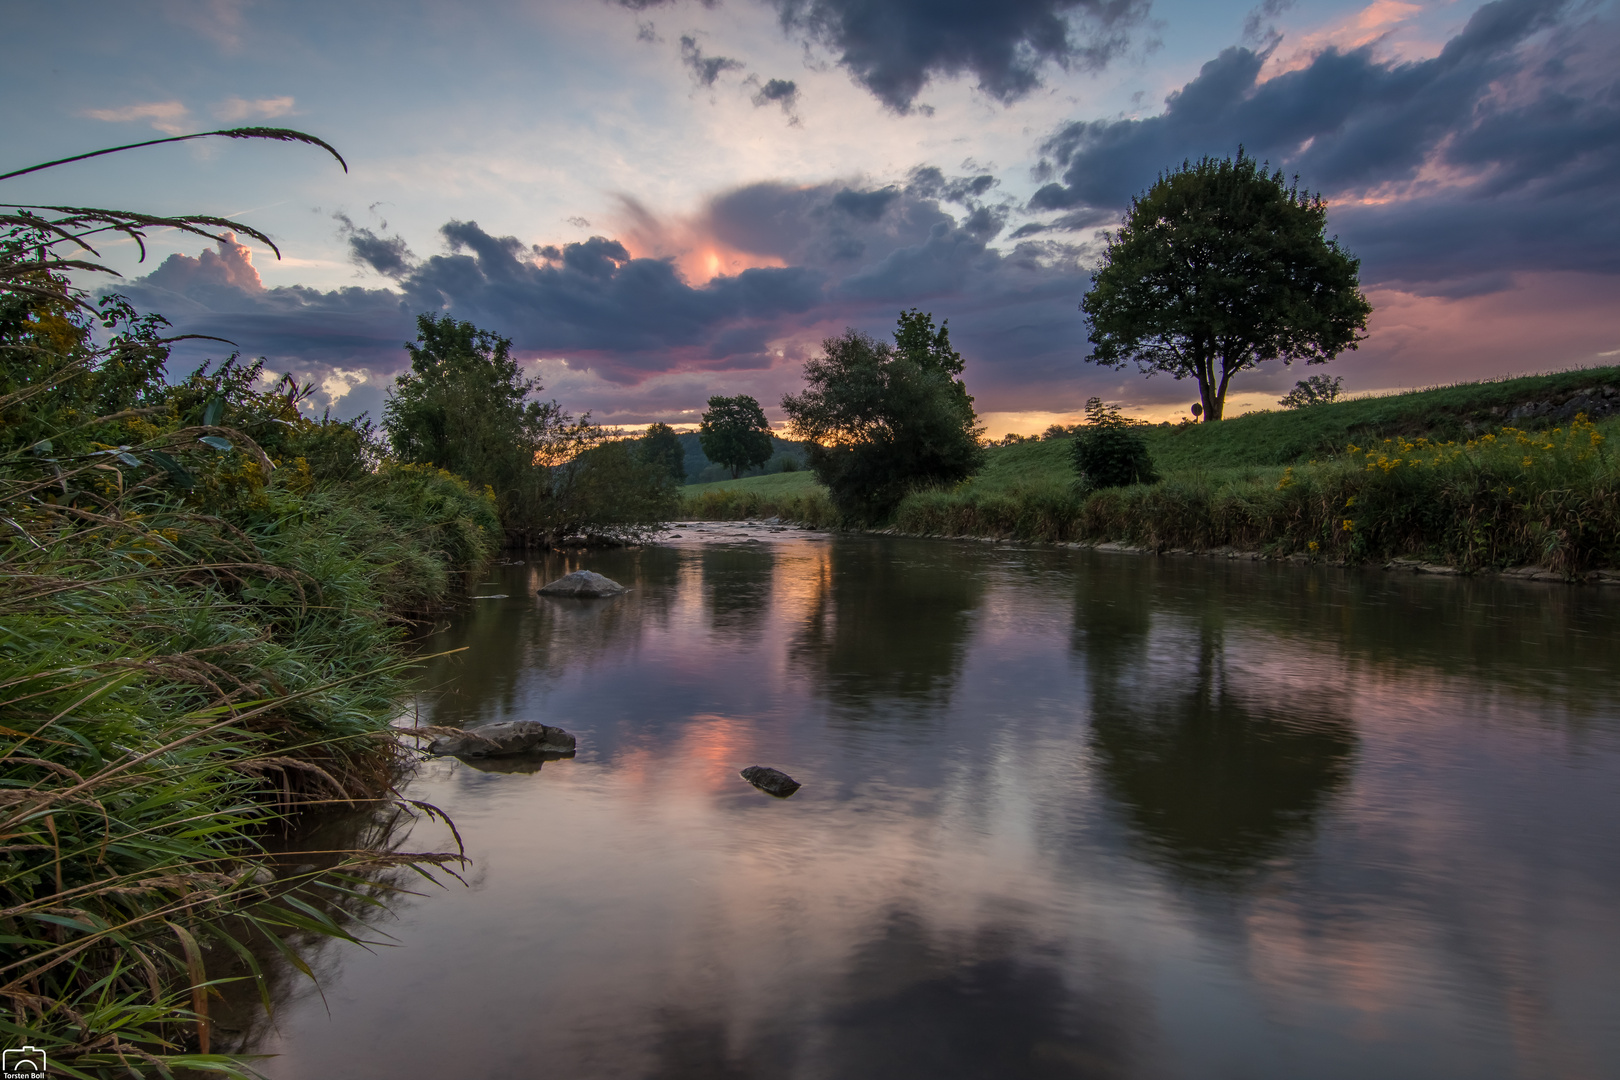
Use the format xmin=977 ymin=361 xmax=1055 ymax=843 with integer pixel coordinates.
xmin=1280 ymin=374 xmax=1345 ymax=410
xmin=1070 ymin=397 xmax=1159 ymax=489
xmin=544 ymin=439 xmax=681 ymax=541
xmin=382 ymin=313 xmax=674 ymax=546
xmin=1 ymin=134 xmax=492 ymax=1077
xmin=782 ymin=310 xmax=984 ymax=523
xmin=698 ymin=395 xmax=774 ymax=480
xmin=639 ymin=422 xmax=687 ymax=482
xmin=383 ymin=314 xmax=595 ymax=513
xmin=1082 ymin=149 xmax=1372 ymax=421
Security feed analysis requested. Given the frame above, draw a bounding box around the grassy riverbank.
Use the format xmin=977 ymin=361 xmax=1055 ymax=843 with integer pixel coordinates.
xmin=2 ymin=335 xmax=497 ymax=1073
xmin=681 ymin=369 xmax=1620 ymax=574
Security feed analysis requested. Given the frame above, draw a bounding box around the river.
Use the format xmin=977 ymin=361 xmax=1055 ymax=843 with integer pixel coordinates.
xmin=245 ymin=522 xmax=1620 ymax=1079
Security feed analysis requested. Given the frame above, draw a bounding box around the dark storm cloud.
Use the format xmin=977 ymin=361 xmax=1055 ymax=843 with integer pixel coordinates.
xmin=830 ymin=185 xmax=900 ymax=221
xmin=335 ymin=213 xmax=415 ymax=278
xmin=1023 ymin=0 xmax=1620 ymax=292
xmin=769 ymin=0 xmax=1150 ymax=111
xmin=1007 ymin=206 xmax=1115 ymax=239
xmin=904 ymin=166 xmax=998 ymax=205
xmin=118 ymin=171 xmax=1099 ymax=415
xmin=679 ymin=34 xmax=745 ymax=87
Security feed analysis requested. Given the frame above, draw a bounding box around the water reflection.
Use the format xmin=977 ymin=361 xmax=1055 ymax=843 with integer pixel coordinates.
xmin=243 ymin=531 xmax=1620 ymax=1080
xmin=790 ymin=540 xmax=984 ymax=720
xmin=1073 ymin=569 xmax=1356 ymax=884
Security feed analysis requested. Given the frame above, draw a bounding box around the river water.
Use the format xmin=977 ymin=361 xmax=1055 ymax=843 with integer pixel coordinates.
xmin=250 ymin=523 xmax=1620 ymax=1079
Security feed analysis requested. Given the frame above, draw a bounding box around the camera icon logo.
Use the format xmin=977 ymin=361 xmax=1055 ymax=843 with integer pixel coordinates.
xmin=2 ymin=1046 xmax=47 ymax=1079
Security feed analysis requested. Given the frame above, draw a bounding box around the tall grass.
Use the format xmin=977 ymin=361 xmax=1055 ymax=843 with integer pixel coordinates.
xmin=2 ymin=137 xmax=500 ymax=1076
xmin=682 ymin=485 xmax=840 ymax=527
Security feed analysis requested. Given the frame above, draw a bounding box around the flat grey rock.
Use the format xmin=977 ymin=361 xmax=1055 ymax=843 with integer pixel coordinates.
xmin=538 ymin=570 xmax=626 ymax=597
xmin=740 ymin=765 xmax=801 ymax=797
xmin=428 ymin=720 xmax=576 ymax=758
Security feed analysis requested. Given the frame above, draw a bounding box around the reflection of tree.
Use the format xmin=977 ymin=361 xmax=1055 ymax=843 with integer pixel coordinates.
xmin=639 ymin=908 xmax=1138 ymax=1080
xmin=789 ymin=539 xmax=984 ymax=721
xmin=818 ymin=910 xmax=1135 ymax=1079
xmin=1074 ymin=566 xmax=1356 ymax=885
xmin=411 ymin=546 xmax=681 ymax=731
xmin=701 ymin=546 xmax=775 ymax=643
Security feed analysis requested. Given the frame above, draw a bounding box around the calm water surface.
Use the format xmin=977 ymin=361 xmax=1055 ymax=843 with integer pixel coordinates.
xmin=252 ymin=524 xmax=1620 ymax=1079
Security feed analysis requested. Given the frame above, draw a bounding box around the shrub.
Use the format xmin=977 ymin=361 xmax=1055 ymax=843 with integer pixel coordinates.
xmin=1280 ymin=374 xmax=1345 ymax=409
xmin=1071 ymin=397 xmax=1159 ymax=488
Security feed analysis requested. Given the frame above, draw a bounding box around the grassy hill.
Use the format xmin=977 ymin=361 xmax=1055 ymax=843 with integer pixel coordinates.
xmin=679 ymin=367 xmax=1620 ymax=574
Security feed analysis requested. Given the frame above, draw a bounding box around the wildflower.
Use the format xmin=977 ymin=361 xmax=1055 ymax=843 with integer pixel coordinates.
xmin=1342 ymin=519 xmax=1355 ymax=532
xmin=1276 ymin=467 xmax=1295 ymax=491
xmin=1522 ymin=456 xmax=1533 ymax=468
xmin=1307 ymin=540 xmax=1320 ymax=552
xmin=1344 ymin=496 xmax=1356 ymax=507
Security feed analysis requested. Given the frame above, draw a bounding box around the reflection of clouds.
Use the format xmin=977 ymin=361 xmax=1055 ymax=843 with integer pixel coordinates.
xmin=251 ymin=541 xmax=1620 ymax=1080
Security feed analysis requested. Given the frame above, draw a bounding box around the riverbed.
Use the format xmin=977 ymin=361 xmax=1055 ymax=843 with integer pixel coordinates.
xmin=248 ymin=522 xmax=1620 ymax=1079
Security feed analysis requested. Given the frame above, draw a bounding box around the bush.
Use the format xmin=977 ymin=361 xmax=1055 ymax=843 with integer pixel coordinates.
xmin=1280 ymin=374 xmax=1345 ymax=409
xmin=1071 ymin=397 xmax=1159 ymax=488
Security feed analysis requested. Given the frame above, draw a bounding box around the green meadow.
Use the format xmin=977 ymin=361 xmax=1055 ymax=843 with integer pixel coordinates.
xmin=681 ymin=368 xmax=1620 ymax=574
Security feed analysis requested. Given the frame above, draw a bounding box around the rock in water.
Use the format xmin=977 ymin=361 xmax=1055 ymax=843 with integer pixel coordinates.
xmin=428 ymin=721 xmax=576 ymax=758
xmin=740 ymin=765 xmax=801 ymax=797
xmin=538 ymin=570 xmax=627 ymax=597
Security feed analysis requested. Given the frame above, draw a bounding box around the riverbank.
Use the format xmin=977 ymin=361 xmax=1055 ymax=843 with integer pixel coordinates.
xmin=681 ymin=370 xmax=1620 ymax=577
xmin=1 ymin=350 xmax=499 ymax=1073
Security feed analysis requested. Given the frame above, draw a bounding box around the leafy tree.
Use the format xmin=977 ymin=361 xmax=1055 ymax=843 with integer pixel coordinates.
xmin=1279 ymin=374 xmax=1345 ymax=409
xmin=1081 ymin=149 xmax=1372 ymax=422
xmin=783 ymin=309 xmax=984 ymax=522
xmin=383 ymin=313 xmax=597 ymax=532
xmin=546 ymin=439 xmax=681 ymax=541
xmin=699 ymin=394 xmax=774 ymax=479
xmin=1070 ymin=397 xmax=1158 ymax=489
xmin=640 ymin=421 xmax=688 ymax=482
xmin=382 ymin=313 xmax=676 ymax=545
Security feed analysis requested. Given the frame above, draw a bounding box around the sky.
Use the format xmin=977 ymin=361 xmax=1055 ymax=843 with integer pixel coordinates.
xmin=3 ymin=0 xmax=1617 ymax=435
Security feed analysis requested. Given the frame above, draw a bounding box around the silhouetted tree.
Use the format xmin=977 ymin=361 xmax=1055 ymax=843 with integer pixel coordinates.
xmin=699 ymin=395 xmax=774 ymax=479
xmin=783 ymin=309 xmax=984 ymax=522
xmin=1082 ymin=149 xmax=1371 ymax=421
xmin=640 ymin=421 xmax=687 ymax=482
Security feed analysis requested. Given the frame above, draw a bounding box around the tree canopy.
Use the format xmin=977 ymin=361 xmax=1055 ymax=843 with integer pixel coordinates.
xmin=639 ymin=421 xmax=688 ymax=482
xmin=383 ymin=313 xmax=672 ymax=544
xmin=699 ymin=395 xmax=774 ymax=479
xmin=1081 ymin=149 xmax=1372 ymax=421
xmin=783 ymin=309 xmax=984 ymax=522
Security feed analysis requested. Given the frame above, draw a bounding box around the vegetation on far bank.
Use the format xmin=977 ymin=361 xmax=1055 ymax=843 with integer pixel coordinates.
xmin=682 ymin=369 xmax=1620 ymax=575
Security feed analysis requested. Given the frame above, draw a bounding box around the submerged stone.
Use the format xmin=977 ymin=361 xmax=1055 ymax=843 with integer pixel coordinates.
xmin=428 ymin=720 xmax=576 ymax=758
xmin=740 ymin=765 xmax=801 ymax=797
xmin=538 ymin=570 xmax=627 ymax=597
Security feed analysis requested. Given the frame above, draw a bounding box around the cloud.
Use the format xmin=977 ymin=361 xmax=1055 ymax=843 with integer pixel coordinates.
xmin=749 ymin=77 xmax=800 ymax=114
xmin=679 ymin=34 xmax=746 ymax=87
xmin=767 ymin=0 xmax=1150 ymax=112
xmin=213 ymin=95 xmax=297 ymax=121
xmin=335 ymin=213 xmax=415 ymax=278
xmin=111 ymin=170 xmax=1109 ymax=423
xmin=82 ymin=101 xmax=191 ymax=135
xmin=1023 ymin=0 xmax=1620 ymax=291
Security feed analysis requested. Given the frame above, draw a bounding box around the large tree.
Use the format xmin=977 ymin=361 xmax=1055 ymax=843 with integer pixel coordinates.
xmin=783 ymin=309 xmax=984 ymax=523
xmin=1081 ymin=150 xmax=1372 ymax=422
xmin=699 ymin=394 xmax=775 ymax=479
